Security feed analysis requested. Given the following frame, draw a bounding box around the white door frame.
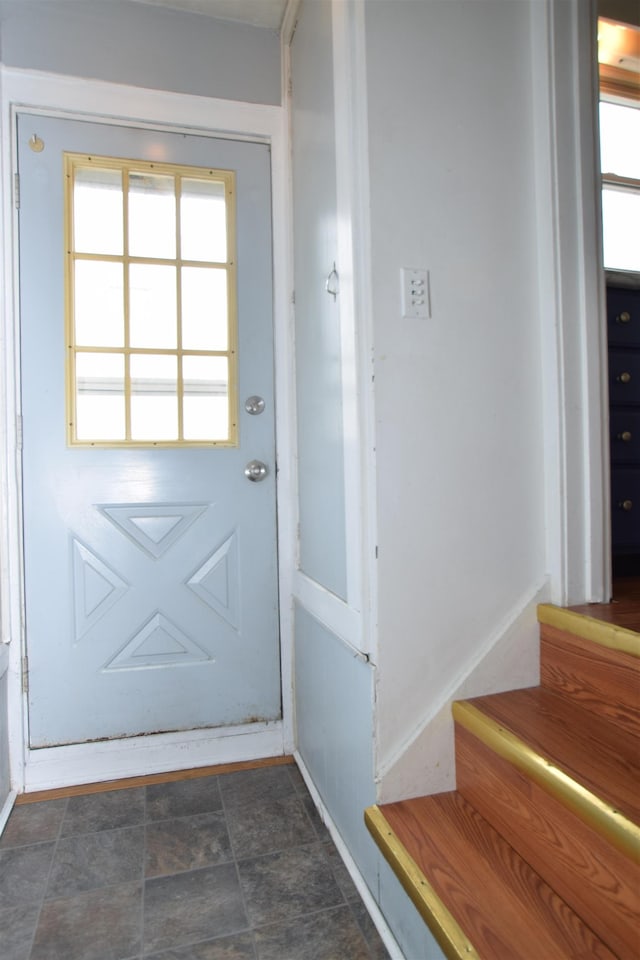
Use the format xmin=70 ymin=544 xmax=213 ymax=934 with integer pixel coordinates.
xmin=532 ymin=0 xmax=611 ymax=607
xmin=0 ymin=67 xmax=295 ymax=792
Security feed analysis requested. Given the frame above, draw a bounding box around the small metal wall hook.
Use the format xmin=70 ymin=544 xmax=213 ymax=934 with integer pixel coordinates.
xmin=325 ymin=262 xmax=339 ymax=300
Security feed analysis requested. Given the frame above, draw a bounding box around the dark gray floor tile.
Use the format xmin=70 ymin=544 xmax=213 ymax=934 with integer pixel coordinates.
xmin=218 ymin=767 xmax=294 ymax=807
xmin=369 ymin=940 xmax=392 ymax=960
xmin=253 ymin=905 xmax=371 ymax=960
xmin=144 ymin=932 xmax=256 ymax=959
xmin=226 ymin=794 xmax=316 ymax=860
xmin=350 ymin=900 xmax=392 ymax=959
xmin=0 ymin=842 xmax=55 ymax=907
xmin=282 ymin=767 xmax=331 ymax=842
xmin=146 ymin=777 xmax=222 ymax=822
xmin=61 ymin=789 xmax=146 ymax=837
xmin=301 ymin=795 xmax=331 ymax=843
xmin=145 ymin=812 xmax=233 ymax=878
xmin=323 ymin=843 xmax=360 ymax=902
xmin=0 ymin=771 xmax=388 ymax=960
xmin=30 ymin=881 xmax=142 ymax=960
xmin=0 ymin=902 xmax=40 ymax=960
xmin=237 ymin=843 xmax=344 ymax=927
xmin=143 ymin=863 xmax=248 ymax=954
xmin=285 ymin=765 xmax=308 ymax=795
xmin=0 ymin=799 xmax=67 ymax=849
xmin=46 ymin=825 xmax=144 ymax=899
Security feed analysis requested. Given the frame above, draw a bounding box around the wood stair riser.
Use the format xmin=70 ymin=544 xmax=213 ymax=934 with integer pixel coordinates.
xmin=540 ymin=622 xmax=640 ymax=737
xmin=456 ymin=690 xmax=640 ymax=833
xmin=455 ymin=723 xmax=640 ymax=960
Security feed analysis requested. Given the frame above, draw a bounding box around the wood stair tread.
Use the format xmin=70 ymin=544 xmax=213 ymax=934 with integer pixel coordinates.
xmin=538 ymin=603 xmax=640 ymax=656
xmin=568 ymin=598 xmax=640 ymax=634
xmin=459 ymin=686 xmax=640 ymax=826
xmin=367 ymin=607 xmax=640 ymax=958
xmin=366 ymin=792 xmax=617 ymax=960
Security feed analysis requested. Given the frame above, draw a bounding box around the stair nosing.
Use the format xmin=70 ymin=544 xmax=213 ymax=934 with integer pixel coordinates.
xmin=537 ymin=603 xmax=640 ymax=657
xmin=365 ymin=803 xmax=481 ymax=960
xmin=453 ymin=699 xmax=640 ymax=860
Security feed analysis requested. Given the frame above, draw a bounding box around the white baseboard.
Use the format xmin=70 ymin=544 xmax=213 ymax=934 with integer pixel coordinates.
xmin=0 ymin=789 xmax=16 ymax=835
xmin=23 ymin=721 xmax=285 ymax=793
xmin=294 ymin=751 xmax=405 ymax=960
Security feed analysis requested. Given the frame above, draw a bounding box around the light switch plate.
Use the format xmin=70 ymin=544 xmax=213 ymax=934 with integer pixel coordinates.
xmin=401 ymin=268 xmax=430 ymax=319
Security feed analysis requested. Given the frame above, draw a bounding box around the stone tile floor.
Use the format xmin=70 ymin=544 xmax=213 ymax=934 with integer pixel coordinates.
xmin=0 ymin=763 xmax=390 ymax=960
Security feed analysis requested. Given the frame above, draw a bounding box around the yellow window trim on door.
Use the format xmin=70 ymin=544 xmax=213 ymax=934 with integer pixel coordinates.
xmin=64 ymin=152 xmax=239 ymax=447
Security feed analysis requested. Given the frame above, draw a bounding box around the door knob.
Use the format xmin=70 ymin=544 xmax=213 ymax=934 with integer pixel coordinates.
xmin=245 ymin=396 xmax=265 ymax=416
xmin=244 ymin=460 xmax=268 ymax=482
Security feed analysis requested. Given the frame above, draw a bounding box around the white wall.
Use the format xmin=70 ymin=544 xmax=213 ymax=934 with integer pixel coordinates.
xmin=0 ymin=0 xmax=281 ymax=104
xmin=363 ymin=0 xmax=547 ymax=787
xmin=287 ymin=0 xmax=600 ymax=948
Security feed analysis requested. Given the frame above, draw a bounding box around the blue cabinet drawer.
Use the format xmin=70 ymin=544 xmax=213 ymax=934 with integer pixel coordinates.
xmin=610 ymin=411 xmax=640 ymax=463
xmin=607 ymin=287 xmax=640 ymax=348
xmin=609 ymin=350 xmax=640 ymax=406
xmin=611 ymin=468 xmax=640 ymax=548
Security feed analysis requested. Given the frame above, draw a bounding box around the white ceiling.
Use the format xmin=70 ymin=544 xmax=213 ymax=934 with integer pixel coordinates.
xmin=131 ymin=0 xmax=288 ymax=30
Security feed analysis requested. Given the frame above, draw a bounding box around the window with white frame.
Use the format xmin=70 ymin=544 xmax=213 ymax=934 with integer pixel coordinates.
xmin=599 ymin=99 xmax=640 ymax=274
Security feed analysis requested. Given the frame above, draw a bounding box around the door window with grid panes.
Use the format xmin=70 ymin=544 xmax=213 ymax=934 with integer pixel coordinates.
xmin=65 ymin=154 xmax=237 ymax=445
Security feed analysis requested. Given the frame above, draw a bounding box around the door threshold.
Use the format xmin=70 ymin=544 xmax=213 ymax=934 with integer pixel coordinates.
xmin=21 ymin=721 xmax=286 ymax=794
xmin=17 ymin=754 xmax=294 ymax=804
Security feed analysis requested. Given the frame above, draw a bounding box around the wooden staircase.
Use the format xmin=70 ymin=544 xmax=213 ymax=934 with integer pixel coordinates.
xmin=366 ymin=602 xmax=640 ymax=959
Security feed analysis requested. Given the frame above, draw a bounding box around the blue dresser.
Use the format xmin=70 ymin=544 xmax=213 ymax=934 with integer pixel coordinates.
xmin=608 ymin=284 xmax=640 ymax=575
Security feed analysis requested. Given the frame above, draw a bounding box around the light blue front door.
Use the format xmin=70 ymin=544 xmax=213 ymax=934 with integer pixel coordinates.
xmin=18 ymin=114 xmax=280 ymax=747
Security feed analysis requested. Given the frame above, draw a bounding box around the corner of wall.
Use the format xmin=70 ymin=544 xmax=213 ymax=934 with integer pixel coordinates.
xmin=376 ymin=581 xmax=549 ymax=804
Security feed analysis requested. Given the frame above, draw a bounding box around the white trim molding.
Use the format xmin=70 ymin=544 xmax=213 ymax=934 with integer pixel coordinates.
xmin=293 ymin=571 xmax=363 ymax=654
xmin=0 ymin=66 xmax=294 ymax=792
xmin=331 ymin=0 xmax=377 ymax=654
xmin=285 ymin=0 xmax=377 ymax=661
xmin=23 ymin=723 xmax=285 ymax=794
xmin=0 ymin=789 xmax=17 ymax=836
xmin=532 ymin=0 xmax=610 ymax=606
